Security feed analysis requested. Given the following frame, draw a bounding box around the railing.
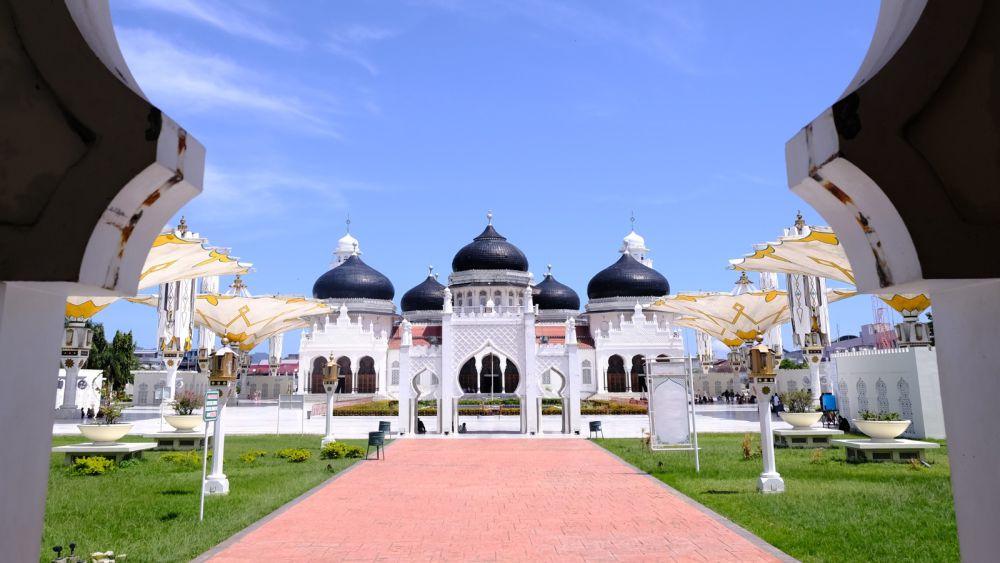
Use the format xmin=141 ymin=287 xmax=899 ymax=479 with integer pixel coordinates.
xmin=452 ymin=305 xmax=524 ymax=318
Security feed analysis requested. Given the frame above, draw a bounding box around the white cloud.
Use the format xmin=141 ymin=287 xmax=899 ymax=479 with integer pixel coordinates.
xmin=116 ymin=28 xmax=337 ymax=136
xmin=325 ymin=25 xmax=397 ymax=76
xmin=125 ymin=0 xmax=304 ymax=49
xmin=192 ymin=165 xmax=381 ymax=230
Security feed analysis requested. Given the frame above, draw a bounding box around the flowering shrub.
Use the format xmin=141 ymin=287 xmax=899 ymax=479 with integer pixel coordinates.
xmin=321 ymin=442 xmax=364 ymax=459
xmin=172 ymin=390 xmax=203 ymax=415
xmin=72 ymin=456 xmax=115 ymax=476
xmin=275 ymin=448 xmax=312 ymax=462
xmin=160 ymin=451 xmax=201 ymax=470
xmin=239 ymin=449 xmax=268 ymax=464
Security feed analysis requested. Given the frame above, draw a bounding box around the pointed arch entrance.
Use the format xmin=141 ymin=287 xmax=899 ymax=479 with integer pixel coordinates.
xmin=607 ymin=355 xmax=627 ymax=392
xmin=357 ymin=356 xmax=376 ymax=393
xmin=310 ymin=356 xmax=327 ymax=394
xmin=336 ymin=357 xmax=352 ymax=393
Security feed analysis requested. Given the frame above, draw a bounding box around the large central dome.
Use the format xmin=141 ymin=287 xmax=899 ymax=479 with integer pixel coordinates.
xmin=587 ymin=253 xmax=669 ymax=300
xmin=313 ymin=254 xmax=395 ymax=301
xmin=452 ymin=222 xmax=528 ymax=272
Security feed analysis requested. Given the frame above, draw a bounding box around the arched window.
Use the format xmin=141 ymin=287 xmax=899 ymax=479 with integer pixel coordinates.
xmin=480 ymin=354 xmax=503 ymax=394
xmin=459 ymin=358 xmax=478 ymax=393
xmin=503 ymin=360 xmax=519 ymax=393
xmin=631 ymin=355 xmax=647 ymax=392
xmin=137 ymin=383 xmax=149 ymax=405
xmin=508 ymin=291 xmax=515 ymax=306
xmin=391 ymin=361 xmax=400 ymax=385
xmin=493 ymin=290 xmax=502 ymax=304
xmin=336 ymin=357 xmax=353 ymax=394
xmin=457 ymin=294 xmax=464 ymax=307
xmin=581 ymin=360 xmax=592 ymax=385
xmin=479 ymin=291 xmax=488 ymax=306
xmin=260 ymin=383 xmax=268 ymax=399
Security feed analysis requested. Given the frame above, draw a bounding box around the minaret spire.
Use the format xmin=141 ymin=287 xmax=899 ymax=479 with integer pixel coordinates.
xmin=487 ymin=210 xmax=493 ymax=225
xmin=630 ymin=211 xmax=636 ymax=231
xmin=346 ymin=214 xmax=351 ymax=234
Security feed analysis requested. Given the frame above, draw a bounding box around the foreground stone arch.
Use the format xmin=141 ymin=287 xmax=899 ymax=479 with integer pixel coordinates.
xmin=0 ymin=1 xmax=204 ymax=559
xmin=787 ymin=2 xmax=1000 ymax=558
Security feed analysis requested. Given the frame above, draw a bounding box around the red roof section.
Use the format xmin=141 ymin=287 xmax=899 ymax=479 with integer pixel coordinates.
xmin=247 ymin=361 xmax=298 ymax=375
xmin=388 ymin=325 xmax=443 ymax=349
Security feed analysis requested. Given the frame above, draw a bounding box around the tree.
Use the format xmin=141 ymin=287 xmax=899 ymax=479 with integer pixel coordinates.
xmin=104 ymin=330 xmax=139 ymax=392
xmin=779 ymin=358 xmax=807 ymax=370
xmin=86 ymin=322 xmax=109 ymax=371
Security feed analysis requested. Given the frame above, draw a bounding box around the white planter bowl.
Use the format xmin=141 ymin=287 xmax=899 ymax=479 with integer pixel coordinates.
xmin=779 ymin=411 xmax=823 ymax=429
xmin=78 ymin=423 xmax=133 ymax=445
xmin=853 ymin=419 xmax=911 ymax=442
xmin=164 ymin=414 xmax=202 ymax=432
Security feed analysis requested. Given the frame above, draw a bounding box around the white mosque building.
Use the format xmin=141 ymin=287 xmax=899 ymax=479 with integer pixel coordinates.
xmin=296 ymin=214 xmax=685 ymax=434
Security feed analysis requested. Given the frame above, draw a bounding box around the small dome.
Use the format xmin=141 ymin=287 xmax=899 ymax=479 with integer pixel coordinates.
xmin=401 ymin=270 xmax=446 ymax=312
xmin=313 ymin=255 xmax=394 ymax=301
xmin=534 ymin=269 xmax=580 ymax=310
xmin=336 ymin=233 xmax=360 ymax=255
xmin=452 ymin=221 xmax=528 ymax=272
xmin=587 ymin=253 xmax=669 ymax=300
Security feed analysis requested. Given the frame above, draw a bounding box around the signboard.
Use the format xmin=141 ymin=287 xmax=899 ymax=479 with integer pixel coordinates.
xmin=203 ymin=389 xmax=220 ymax=422
xmin=645 ymin=356 xmax=701 ymax=471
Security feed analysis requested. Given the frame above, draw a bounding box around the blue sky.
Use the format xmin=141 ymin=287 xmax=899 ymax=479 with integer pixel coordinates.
xmin=101 ymin=0 xmax=887 ymax=354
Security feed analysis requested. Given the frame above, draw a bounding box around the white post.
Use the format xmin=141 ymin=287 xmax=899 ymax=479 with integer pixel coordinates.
xmin=0 ymin=283 xmax=67 ymax=562
xmin=397 ymin=320 xmax=413 ymax=434
xmin=322 ymin=389 xmax=336 ymax=446
xmin=754 ymin=386 xmax=783 ymax=492
xmin=204 ymin=389 xmax=231 ymax=495
xmin=522 ymin=287 xmax=539 ymax=434
xmin=59 ymin=364 xmax=82 ymax=414
xmin=565 ymin=316 xmax=582 ymax=434
xmin=805 ymin=349 xmax=823 ymax=404
xmin=440 ymin=289 xmax=455 ymax=434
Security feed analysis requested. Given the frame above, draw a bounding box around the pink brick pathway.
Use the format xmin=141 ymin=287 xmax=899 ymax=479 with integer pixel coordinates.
xmin=205 ymin=440 xmax=785 ymax=562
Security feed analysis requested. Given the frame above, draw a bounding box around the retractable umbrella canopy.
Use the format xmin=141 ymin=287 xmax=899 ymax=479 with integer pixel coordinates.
xmin=729 ymin=225 xmax=854 ymax=284
xmin=193 ymin=294 xmax=330 ymax=351
xmin=65 ymin=229 xmax=251 ymax=321
xmin=651 ymin=288 xmax=856 ymax=346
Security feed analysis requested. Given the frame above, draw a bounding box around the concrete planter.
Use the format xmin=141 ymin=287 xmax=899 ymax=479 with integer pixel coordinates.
xmin=779 ymin=411 xmax=823 ymax=429
xmin=163 ymin=414 xmax=202 ymax=432
xmin=78 ymin=423 xmax=133 ymax=445
xmin=853 ymin=419 xmax=911 ymax=443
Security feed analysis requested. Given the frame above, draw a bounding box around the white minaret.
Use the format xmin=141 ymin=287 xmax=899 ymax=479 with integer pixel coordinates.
xmin=620 ymin=212 xmax=652 ymax=267
xmin=333 ymin=216 xmax=360 ymax=266
xmin=758 ymin=271 xmax=784 ymax=357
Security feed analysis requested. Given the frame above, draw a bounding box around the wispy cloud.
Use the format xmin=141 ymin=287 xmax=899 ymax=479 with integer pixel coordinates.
xmin=125 ymin=0 xmax=303 ymax=49
xmin=187 ymin=165 xmax=382 ymax=236
xmin=325 ymin=25 xmax=397 ymax=76
xmin=116 ymin=28 xmax=338 ymax=136
xmin=415 ymin=0 xmax=706 ymax=73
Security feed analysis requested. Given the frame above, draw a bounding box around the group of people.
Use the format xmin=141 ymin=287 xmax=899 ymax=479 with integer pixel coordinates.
xmin=79 ymin=407 xmax=96 ymax=420
xmin=694 ymin=390 xmax=755 ymax=405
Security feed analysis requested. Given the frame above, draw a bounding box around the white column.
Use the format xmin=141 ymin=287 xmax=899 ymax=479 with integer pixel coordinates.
xmin=397 ymin=326 xmax=413 ymax=434
xmin=440 ymin=290 xmax=455 ymax=434
xmin=931 ymin=279 xmax=1000 ymax=560
xmin=59 ymin=364 xmax=82 ymax=413
xmin=753 ymin=375 xmax=784 ymax=493
xmin=0 ymin=282 xmax=68 ymax=562
xmin=204 ymin=391 xmax=231 ymax=495
xmin=522 ymin=289 xmax=539 ymax=434
xmin=806 ymin=350 xmax=823 ymax=404
xmin=565 ymin=317 xmax=582 ymax=434
xmin=322 ymin=390 xmax=336 ymax=446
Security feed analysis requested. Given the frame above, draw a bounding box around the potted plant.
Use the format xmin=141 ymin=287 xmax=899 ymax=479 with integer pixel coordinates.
xmin=853 ymin=411 xmax=911 ymax=442
xmin=777 ymin=389 xmax=823 ymax=429
xmin=163 ymin=390 xmax=204 ymax=432
xmin=78 ymin=402 xmax=132 ymax=445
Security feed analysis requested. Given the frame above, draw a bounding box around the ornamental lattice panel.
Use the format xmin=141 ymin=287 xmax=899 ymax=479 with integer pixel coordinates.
xmin=897 ymin=378 xmax=914 ymax=434
xmin=838 ymin=380 xmax=851 ymax=418
xmin=856 ymin=380 xmax=869 ymax=414
xmin=536 ymin=355 xmax=567 ymax=377
xmin=876 ymin=378 xmax=890 ymax=414
xmin=452 ymin=324 xmax=522 ymax=367
xmin=410 ymin=356 xmax=440 ymax=378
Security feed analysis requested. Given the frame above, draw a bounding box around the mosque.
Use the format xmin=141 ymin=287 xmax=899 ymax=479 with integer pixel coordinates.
xmin=296 ymin=213 xmax=685 ymax=434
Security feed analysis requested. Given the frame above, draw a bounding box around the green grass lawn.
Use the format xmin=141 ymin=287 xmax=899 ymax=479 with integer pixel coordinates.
xmin=597 ymin=434 xmax=958 ymax=562
xmin=42 ymin=435 xmax=366 ymax=562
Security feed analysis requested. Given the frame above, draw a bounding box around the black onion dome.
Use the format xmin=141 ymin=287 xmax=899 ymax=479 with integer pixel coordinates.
xmin=312 ymin=255 xmax=394 ymax=300
xmin=534 ymin=273 xmax=580 ymax=310
xmin=452 ymin=225 xmax=528 ymax=272
xmin=587 ymin=253 xmax=670 ymax=300
xmin=401 ymin=274 xmax=446 ymax=312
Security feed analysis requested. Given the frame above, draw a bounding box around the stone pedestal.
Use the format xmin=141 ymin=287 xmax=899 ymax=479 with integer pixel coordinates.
xmin=774 ymin=428 xmax=844 ymax=448
xmin=834 ymin=438 xmax=939 ymax=463
xmin=52 ymin=442 xmax=156 ymax=465
xmin=55 ymin=406 xmax=83 ymax=420
xmin=143 ymin=432 xmax=211 ymax=451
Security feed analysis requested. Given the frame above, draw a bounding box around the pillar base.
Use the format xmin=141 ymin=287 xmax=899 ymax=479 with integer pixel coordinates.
xmin=321 ymin=435 xmax=336 ymax=446
xmin=204 ymin=474 xmax=229 ymax=495
xmin=54 ymin=406 xmax=83 ymax=420
xmin=757 ymin=473 xmax=785 ymax=494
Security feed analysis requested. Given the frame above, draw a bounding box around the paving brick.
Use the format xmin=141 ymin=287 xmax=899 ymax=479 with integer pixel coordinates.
xmin=207 ymin=440 xmax=781 ymax=561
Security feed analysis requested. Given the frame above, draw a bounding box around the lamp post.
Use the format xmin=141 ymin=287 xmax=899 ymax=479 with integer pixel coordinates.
xmin=748 ymin=342 xmax=784 ymax=493
xmin=204 ymin=340 xmax=237 ymax=495
xmin=57 ymin=321 xmax=92 ymax=419
xmin=321 ymin=357 xmax=340 ymax=446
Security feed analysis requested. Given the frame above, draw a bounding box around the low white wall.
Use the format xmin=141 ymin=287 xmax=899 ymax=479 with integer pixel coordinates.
xmin=132 ymin=370 xmax=208 ymax=406
xmin=832 ymin=347 xmax=945 ymax=439
xmin=693 ymin=371 xmax=739 ymax=397
xmin=55 ymin=369 xmax=104 ymax=412
xmin=240 ymin=375 xmax=295 ymax=400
